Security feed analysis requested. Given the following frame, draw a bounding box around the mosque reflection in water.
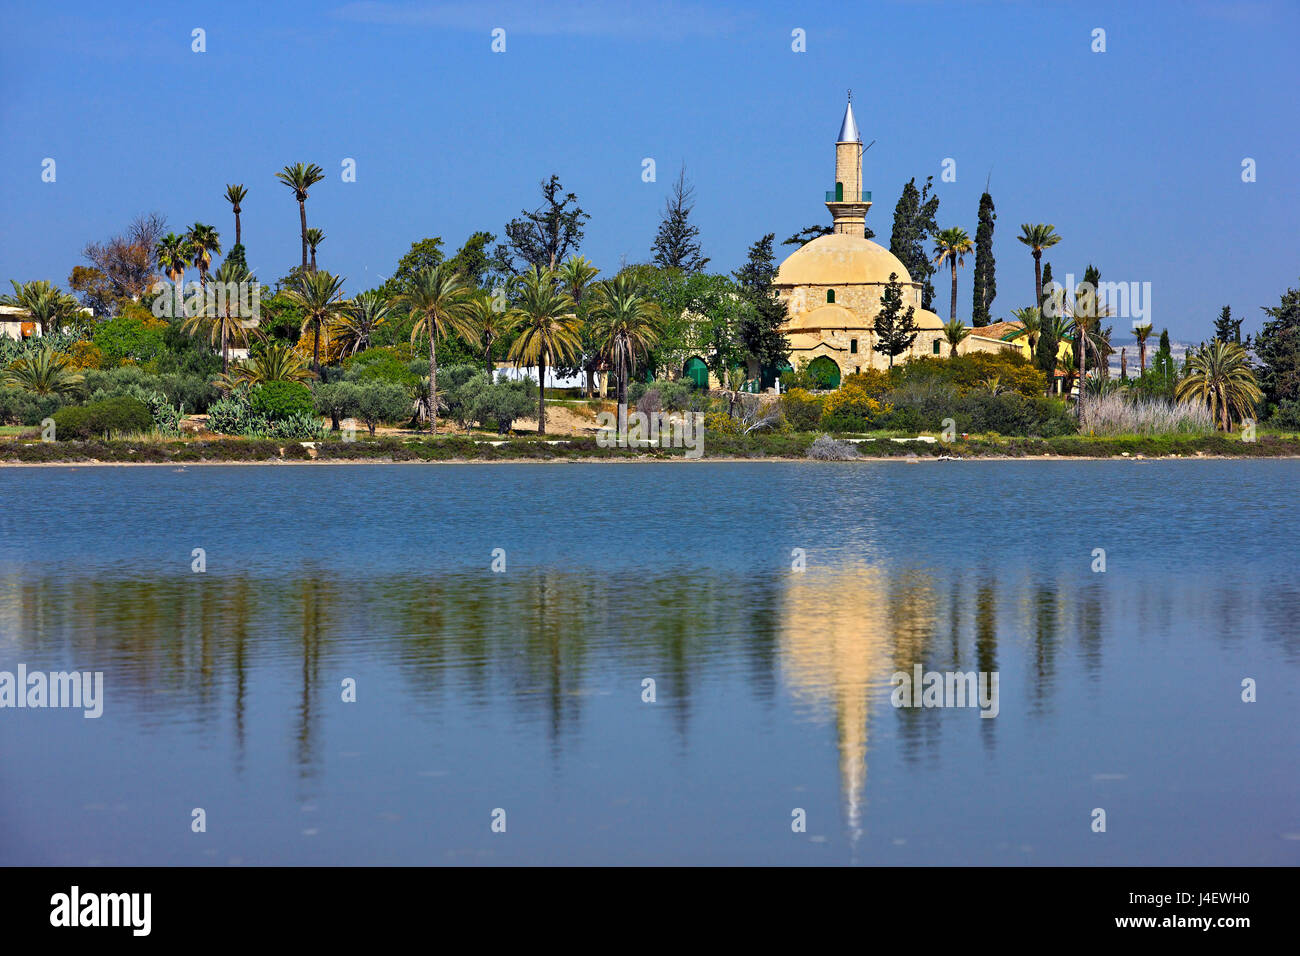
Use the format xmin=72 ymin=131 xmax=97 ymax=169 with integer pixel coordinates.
xmin=0 ymin=552 xmax=1106 ymax=848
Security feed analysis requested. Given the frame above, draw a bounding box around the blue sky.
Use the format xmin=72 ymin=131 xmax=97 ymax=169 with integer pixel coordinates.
xmin=1 ymin=0 xmax=1296 ymax=340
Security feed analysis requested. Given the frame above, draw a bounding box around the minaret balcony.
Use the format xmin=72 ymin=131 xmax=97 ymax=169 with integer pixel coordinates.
xmin=825 ymin=190 xmax=871 ymax=202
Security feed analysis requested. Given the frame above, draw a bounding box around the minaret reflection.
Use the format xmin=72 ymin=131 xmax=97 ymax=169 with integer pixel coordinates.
xmin=779 ymin=563 xmax=936 ymax=855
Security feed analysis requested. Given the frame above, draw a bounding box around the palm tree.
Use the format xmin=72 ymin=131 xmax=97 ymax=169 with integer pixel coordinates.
xmin=940 ymin=318 xmax=970 ymax=358
xmin=155 ymin=233 xmax=194 ymax=315
xmin=223 ymin=339 xmax=313 ymax=387
xmin=558 ymin=256 xmax=603 ymax=396
xmin=589 ymin=273 xmax=663 ymax=438
xmin=1010 ymin=306 xmax=1042 ymax=352
xmin=1175 ymin=340 xmax=1262 ymax=432
xmin=1016 ymin=224 xmax=1063 ymax=307
xmin=186 ymin=223 xmax=222 ymax=302
xmin=282 ymin=269 xmax=347 ymax=375
xmin=331 ymin=289 xmax=391 ymax=357
xmin=397 ymin=263 xmax=477 ymax=433
xmin=305 ymin=228 xmax=325 ymax=272
xmin=4 ymin=346 xmax=83 ymax=395
xmin=224 ymin=184 xmax=247 ymax=247
xmin=0 ymin=280 xmax=77 ymax=337
xmin=1132 ymin=320 xmax=1153 ymax=375
xmin=507 ymin=266 xmax=582 ymax=435
xmin=184 ymin=259 xmax=251 ymax=373
xmin=932 ymin=226 xmax=974 ymax=322
xmin=275 ymin=163 xmax=325 ymax=273
xmin=556 ymin=256 xmax=599 ymax=307
xmin=465 ymin=291 xmax=517 ymax=374
xmin=1064 ymin=287 xmax=1111 ymax=411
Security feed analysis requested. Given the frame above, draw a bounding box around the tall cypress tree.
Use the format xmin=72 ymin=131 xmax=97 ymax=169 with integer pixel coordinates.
xmin=1035 ymin=262 xmax=1059 ymax=391
xmin=889 ymin=177 xmax=940 ymax=311
xmin=733 ymin=233 xmax=790 ymax=380
xmin=971 ymin=192 xmax=996 ymax=326
xmin=652 ymin=165 xmax=709 ymax=273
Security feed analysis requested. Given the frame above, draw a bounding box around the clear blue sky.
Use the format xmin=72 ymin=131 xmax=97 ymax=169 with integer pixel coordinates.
xmin=2 ymin=0 xmax=1296 ymax=340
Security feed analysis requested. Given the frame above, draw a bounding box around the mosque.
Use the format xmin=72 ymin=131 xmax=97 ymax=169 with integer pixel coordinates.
xmin=768 ymin=94 xmax=1013 ymax=387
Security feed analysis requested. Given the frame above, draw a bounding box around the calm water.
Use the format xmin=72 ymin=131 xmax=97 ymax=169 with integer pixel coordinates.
xmin=1 ymin=460 xmax=1297 ymax=866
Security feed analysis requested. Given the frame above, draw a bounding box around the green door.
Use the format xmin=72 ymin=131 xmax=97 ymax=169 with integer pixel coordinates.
xmin=684 ymin=357 xmax=709 ymax=389
xmin=807 ymin=356 xmax=841 ymax=389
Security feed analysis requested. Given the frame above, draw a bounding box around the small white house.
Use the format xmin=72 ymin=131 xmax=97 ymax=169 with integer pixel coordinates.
xmin=0 ymin=305 xmax=38 ymax=341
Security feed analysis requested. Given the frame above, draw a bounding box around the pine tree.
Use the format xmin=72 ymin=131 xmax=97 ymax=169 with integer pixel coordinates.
xmin=889 ymin=176 xmax=940 ymax=311
xmin=733 ymin=234 xmax=790 ymax=379
xmin=651 ymin=166 xmax=709 ymax=273
xmin=872 ymin=272 xmax=918 ymax=367
xmin=971 ymin=192 xmax=996 ymax=326
xmin=493 ymin=175 xmax=589 ymax=275
xmin=1213 ymin=305 xmax=1243 ymax=344
xmin=783 ymin=223 xmax=873 ymax=247
xmin=1256 ymin=283 xmax=1300 ymax=404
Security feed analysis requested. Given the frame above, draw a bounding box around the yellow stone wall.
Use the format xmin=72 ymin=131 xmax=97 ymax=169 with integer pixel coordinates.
xmin=781 ymin=282 xmax=925 ymax=318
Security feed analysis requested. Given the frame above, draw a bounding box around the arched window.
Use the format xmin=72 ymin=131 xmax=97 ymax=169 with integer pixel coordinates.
xmin=835 ymin=182 xmax=844 ymax=201
xmin=826 ymin=289 xmax=835 ymax=304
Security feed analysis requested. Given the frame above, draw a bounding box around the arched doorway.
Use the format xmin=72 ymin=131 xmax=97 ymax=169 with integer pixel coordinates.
xmin=807 ymin=355 xmax=841 ymax=389
xmin=683 ymin=356 xmax=709 ymax=389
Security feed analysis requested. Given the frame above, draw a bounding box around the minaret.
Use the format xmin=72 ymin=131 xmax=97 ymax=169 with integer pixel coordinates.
xmin=825 ymin=91 xmax=872 ymax=236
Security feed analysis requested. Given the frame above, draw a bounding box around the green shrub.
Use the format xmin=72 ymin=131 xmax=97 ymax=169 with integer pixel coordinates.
xmin=0 ymin=386 xmax=65 ymax=426
xmin=433 ymin=364 xmax=484 ymax=422
xmin=342 ymin=347 xmax=420 ymax=386
xmin=82 ymin=367 xmax=218 ymax=414
xmin=265 ymin=413 xmax=327 ymax=440
xmin=85 ymin=376 xmax=184 ymax=436
xmin=52 ymin=396 xmax=153 ymax=439
xmin=455 ymin=375 xmax=533 ymax=433
xmin=1270 ymin=399 xmax=1300 ymax=431
xmin=206 ymin=391 xmax=259 ymax=435
xmin=250 ymin=381 xmax=315 ymax=421
xmin=780 ymin=388 xmax=824 ymax=430
xmin=313 ymin=381 xmax=363 ymax=430
xmin=353 ymin=381 xmax=412 ymax=435
xmin=635 ymin=378 xmax=702 ymax=414
xmin=91 ymin=313 xmax=169 ymax=367
xmin=875 ymin=382 xmax=1075 ymax=437
xmin=819 ymin=383 xmax=885 ymax=432
xmin=897 ymin=351 xmax=1046 ymax=398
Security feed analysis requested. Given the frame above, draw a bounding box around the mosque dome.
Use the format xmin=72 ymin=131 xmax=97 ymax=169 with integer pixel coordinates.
xmin=775 ymin=233 xmax=913 ymax=289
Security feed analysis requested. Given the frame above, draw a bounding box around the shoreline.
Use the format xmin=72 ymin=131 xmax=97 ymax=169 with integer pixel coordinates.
xmin=4 ymin=454 xmax=1297 ymax=467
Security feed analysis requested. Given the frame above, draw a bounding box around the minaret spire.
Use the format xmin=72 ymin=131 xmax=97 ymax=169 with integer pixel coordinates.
xmin=837 ymin=90 xmax=861 ymax=144
xmin=827 ymin=92 xmax=871 ymax=235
